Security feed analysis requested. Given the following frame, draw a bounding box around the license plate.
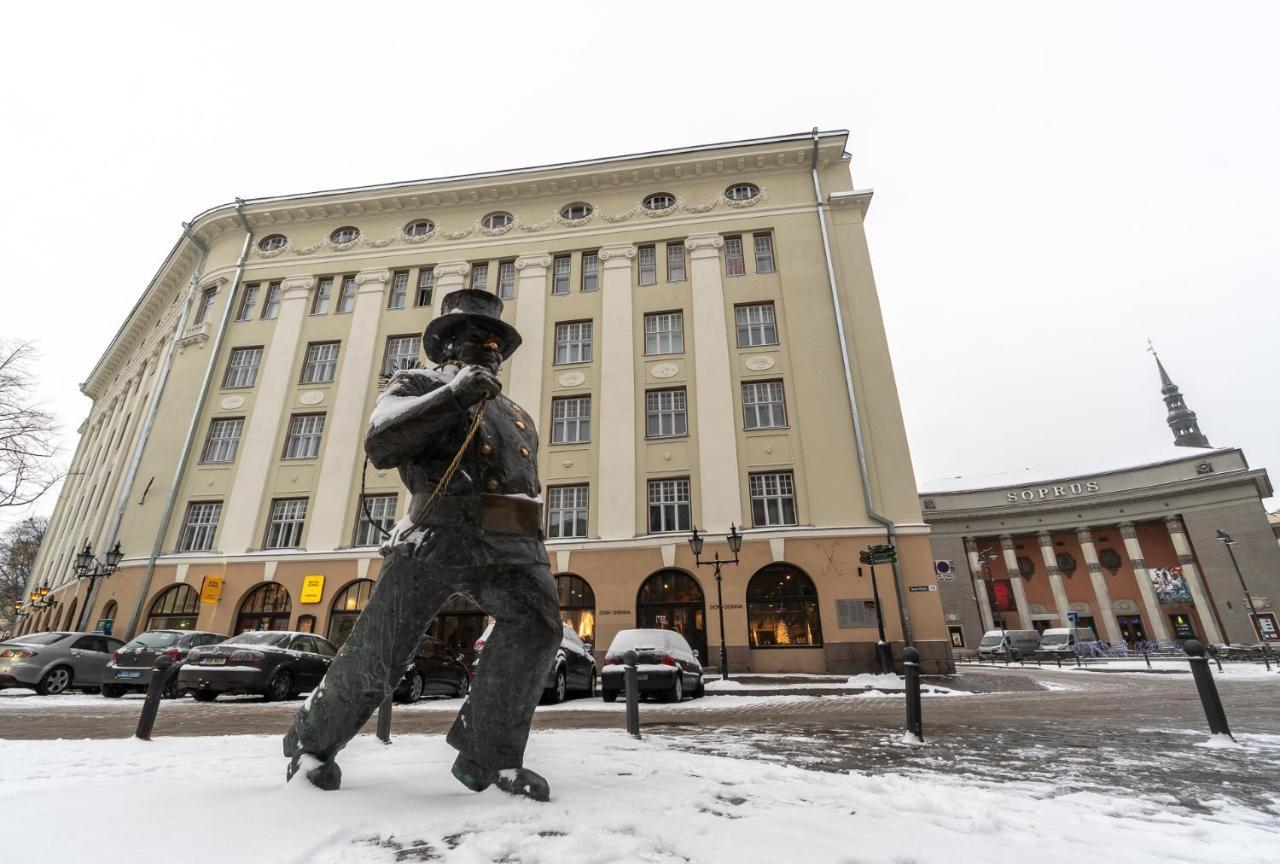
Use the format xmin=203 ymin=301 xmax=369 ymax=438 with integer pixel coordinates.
xmin=116 ymin=670 xmax=142 ymax=679
xmin=202 ymin=657 xmax=227 ymax=666
xmin=636 ymin=672 xmax=648 ymax=680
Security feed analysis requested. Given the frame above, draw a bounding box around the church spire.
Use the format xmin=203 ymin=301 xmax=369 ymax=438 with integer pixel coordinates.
xmin=1148 ymin=340 xmax=1210 ymax=448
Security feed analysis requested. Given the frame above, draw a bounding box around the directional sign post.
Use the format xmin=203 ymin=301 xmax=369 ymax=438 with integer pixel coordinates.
xmin=858 ymin=544 xmax=898 ymax=674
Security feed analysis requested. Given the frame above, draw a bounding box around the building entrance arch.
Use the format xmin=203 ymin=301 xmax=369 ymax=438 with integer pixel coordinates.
xmin=147 ymin=584 xmax=199 ymax=631
xmin=636 ymin=569 xmax=707 ymax=662
xmin=235 ymin=583 xmax=292 ymax=634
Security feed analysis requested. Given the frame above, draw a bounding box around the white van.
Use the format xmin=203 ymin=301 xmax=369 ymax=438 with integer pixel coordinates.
xmin=977 ymin=629 xmax=1041 ymax=658
xmin=1039 ymin=627 xmax=1097 ymax=654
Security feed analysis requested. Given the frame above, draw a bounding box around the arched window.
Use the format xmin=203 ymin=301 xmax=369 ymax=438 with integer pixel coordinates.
xmin=258 ymin=234 xmax=287 ymax=252
xmin=147 ymin=584 xmax=200 ymax=631
xmin=402 ymin=219 xmax=434 ymax=237
xmin=235 ymin=583 xmax=291 ymax=634
xmin=559 ymin=202 xmax=593 ymax=220
xmin=725 ymin=183 xmax=760 ymax=202
xmin=63 ymin=597 xmax=79 ymax=631
xmin=746 ymin=563 xmax=823 ymax=648
xmin=643 ymin=193 xmax=676 ymax=211
xmin=99 ymin=600 xmax=119 ymax=632
xmin=329 ymin=225 xmax=360 ymax=244
xmin=636 ymin=570 xmax=707 ymax=661
xmin=327 ymin=579 xmax=374 ymax=647
xmin=556 ymin=574 xmax=596 ymax=646
xmin=481 ymin=212 xmax=513 ymax=230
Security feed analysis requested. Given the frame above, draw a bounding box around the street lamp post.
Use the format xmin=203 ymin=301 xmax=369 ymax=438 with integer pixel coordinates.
xmin=688 ymin=524 xmax=742 ymax=681
xmin=1216 ymin=530 xmax=1274 ymax=670
xmin=72 ymin=541 xmax=124 ymax=632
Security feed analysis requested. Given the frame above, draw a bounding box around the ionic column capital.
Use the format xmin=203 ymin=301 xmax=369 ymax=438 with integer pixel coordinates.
xmin=1119 ymin=522 xmax=1138 ymax=540
xmin=598 ymin=244 xmax=636 ymax=268
xmin=684 ymin=232 xmax=725 ymax=258
xmin=354 ymin=269 xmax=392 ymax=295
xmin=433 ymin=260 xmax=470 ymax=280
xmin=1164 ymin=516 xmax=1185 ymax=535
xmin=1075 ymin=526 xmax=1095 ymax=545
xmin=999 ymin=534 xmax=1015 ymax=551
xmin=280 ymin=275 xmax=315 ymax=299
xmin=963 ymin=537 xmax=978 ymax=554
xmin=1036 ymin=530 xmax=1053 ymax=546
xmin=514 ymin=253 xmax=553 ymax=272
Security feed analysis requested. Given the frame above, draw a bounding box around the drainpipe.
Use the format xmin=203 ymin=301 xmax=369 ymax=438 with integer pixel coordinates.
xmin=78 ymin=228 xmax=209 ymax=632
xmin=808 ymin=129 xmax=913 ymax=644
xmin=124 ymin=202 xmax=254 ymax=639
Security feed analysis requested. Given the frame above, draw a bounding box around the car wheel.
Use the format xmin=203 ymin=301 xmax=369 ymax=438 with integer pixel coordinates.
xmin=263 ymin=670 xmax=293 ymax=703
xmin=693 ymin=676 xmax=706 ymax=699
xmin=37 ymin=666 xmax=73 ymax=696
xmin=602 ymin=688 xmax=618 ymax=703
xmin=543 ymin=666 xmax=567 ymax=705
xmin=191 ymin=689 xmax=218 ymax=702
xmin=455 ymin=674 xmax=470 ymax=699
xmin=404 ymin=672 xmax=425 ymax=704
xmin=666 ymin=672 xmax=684 ymax=703
xmin=101 ymin=684 xmax=126 ymax=699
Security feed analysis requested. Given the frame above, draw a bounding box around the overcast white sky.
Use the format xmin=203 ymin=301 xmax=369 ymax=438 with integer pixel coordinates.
xmin=2 ymin=0 xmax=1276 ymax=532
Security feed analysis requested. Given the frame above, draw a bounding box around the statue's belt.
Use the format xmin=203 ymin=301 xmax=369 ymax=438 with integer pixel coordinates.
xmin=407 ymin=493 xmax=541 ymax=537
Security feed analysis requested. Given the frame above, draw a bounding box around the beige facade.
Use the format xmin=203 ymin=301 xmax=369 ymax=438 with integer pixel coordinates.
xmin=19 ymin=132 xmax=953 ymax=673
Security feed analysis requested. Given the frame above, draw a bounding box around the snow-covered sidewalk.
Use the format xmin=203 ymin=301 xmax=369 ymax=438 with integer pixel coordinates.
xmin=2 ymin=729 xmax=1276 ymax=864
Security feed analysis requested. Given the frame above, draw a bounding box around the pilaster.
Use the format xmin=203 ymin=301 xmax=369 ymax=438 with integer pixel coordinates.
xmin=1036 ymin=531 xmax=1072 ymax=626
xmin=964 ymin=536 xmax=995 ymax=631
xmin=999 ymin=535 xmax=1031 ymax=627
xmin=1119 ymin=522 xmax=1171 ymax=641
xmin=596 ymin=244 xmax=637 ymax=539
xmin=1075 ymin=527 xmax=1122 ymax=643
xmin=508 ymin=254 xmax=552 ymax=417
xmin=1164 ymin=516 xmax=1225 ymax=643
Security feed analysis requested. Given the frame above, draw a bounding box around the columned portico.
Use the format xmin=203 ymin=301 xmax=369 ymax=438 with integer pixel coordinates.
xmin=1075 ymin=527 xmax=1122 ymax=643
xmin=595 ymin=244 xmax=637 ymax=539
xmin=999 ymin=535 xmax=1031 ymax=627
xmin=964 ymin=537 xmax=995 ymax=631
xmin=1119 ymin=522 xmax=1171 ymax=641
xmin=1035 ymin=531 xmax=1072 ymax=626
xmin=1164 ymin=516 xmax=1225 ymax=644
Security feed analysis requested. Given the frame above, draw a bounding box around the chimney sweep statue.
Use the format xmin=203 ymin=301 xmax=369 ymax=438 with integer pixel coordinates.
xmin=283 ymin=289 xmax=561 ymax=801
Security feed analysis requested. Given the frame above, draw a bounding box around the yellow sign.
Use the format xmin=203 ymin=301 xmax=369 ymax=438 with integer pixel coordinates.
xmin=200 ymin=575 xmax=224 ymax=605
xmin=300 ymin=575 xmax=326 ymax=604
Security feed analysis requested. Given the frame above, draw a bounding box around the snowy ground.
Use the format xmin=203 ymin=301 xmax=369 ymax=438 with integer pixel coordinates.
xmin=961 ymin=658 xmax=1280 ymax=679
xmin=3 ymin=727 xmax=1277 ymax=864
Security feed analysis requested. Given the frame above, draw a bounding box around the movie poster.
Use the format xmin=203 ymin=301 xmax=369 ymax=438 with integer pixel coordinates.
xmin=1149 ymin=566 xmax=1192 ymax=605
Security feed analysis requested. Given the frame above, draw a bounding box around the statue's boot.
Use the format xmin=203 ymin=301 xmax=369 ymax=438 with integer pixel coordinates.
xmin=286 ymin=753 xmax=343 ymax=791
xmin=495 ymin=767 xmax=551 ymax=802
xmin=450 ymin=753 xmax=493 ymax=792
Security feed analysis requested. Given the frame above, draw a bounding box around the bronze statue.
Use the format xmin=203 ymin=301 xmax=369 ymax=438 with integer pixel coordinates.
xmin=283 ymin=289 xmax=561 ymax=801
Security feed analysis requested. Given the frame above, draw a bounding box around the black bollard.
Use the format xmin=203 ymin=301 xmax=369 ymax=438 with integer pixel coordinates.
xmin=623 ymin=649 xmax=640 ymax=738
xmin=1185 ymin=640 xmax=1232 ymax=739
xmin=903 ymin=646 xmax=924 ymax=743
xmin=1143 ymin=643 xmax=1152 ymax=669
xmin=135 ymin=656 xmax=177 ymax=741
xmin=376 ymin=694 xmax=393 ymax=744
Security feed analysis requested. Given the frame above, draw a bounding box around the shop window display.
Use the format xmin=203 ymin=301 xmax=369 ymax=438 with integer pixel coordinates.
xmin=746 ymin=564 xmax=823 ymax=648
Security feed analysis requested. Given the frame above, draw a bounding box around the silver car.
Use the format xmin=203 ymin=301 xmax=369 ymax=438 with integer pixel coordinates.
xmin=0 ymin=632 xmax=126 ymax=695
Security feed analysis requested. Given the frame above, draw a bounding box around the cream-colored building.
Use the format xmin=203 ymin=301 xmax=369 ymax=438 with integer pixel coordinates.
xmin=18 ymin=131 xmax=953 ymax=673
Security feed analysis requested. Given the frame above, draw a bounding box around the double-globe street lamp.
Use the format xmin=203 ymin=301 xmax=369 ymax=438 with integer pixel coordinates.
xmin=72 ymin=541 xmax=123 ymax=632
xmin=1216 ymin=529 xmax=1274 ymax=670
xmin=688 ymin=524 xmax=743 ymax=681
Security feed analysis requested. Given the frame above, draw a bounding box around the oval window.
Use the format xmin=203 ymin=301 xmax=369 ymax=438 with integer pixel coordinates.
xmin=330 ymin=226 xmax=361 ymax=244
xmin=258 ymin=234 xmax=287 ymax=252
xmin=481 ymin=211 xmax=513 ymax=230
xmin=643 ymin=193 xmax=676 ymax=211
xmin=403 ymin=219 xmax=434 ymax=237
xmin=559 ymin=202 xmax=593 ymax=220
xmin=725 ymin=183 xmax=760 ymax=202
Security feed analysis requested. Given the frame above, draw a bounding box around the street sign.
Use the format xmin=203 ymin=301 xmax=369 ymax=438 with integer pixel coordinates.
xmin=859 ymin=544 xmax=898 ymax=566
xmin=934 ymin=560 xmax=956 ymax=582
xmin=908 ymin=585 xmax=937 ymax=593
xmin=1068 ymin=611 xmax=1080 ymax=624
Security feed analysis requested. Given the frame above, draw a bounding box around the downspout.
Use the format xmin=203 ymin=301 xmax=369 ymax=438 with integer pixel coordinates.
xmin=78 ymin=228 xmax=209 ymax=631
xmin=124 ymin=203 xmax=254 ymax=639
xmin=808 ymin=129 xmax=913 ymax=644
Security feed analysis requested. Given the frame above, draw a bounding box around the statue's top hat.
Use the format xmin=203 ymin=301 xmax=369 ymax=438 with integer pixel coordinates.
xmin=423 ymin=289 xmax=522 ymax=363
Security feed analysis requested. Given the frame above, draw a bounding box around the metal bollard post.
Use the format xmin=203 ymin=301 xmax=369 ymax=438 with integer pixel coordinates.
xmin=376 ymin=694 xmax=393 ymax=744
xmin=623 ymin=649 xmax=640 ymax=738
xmin=903 ymin=647 xmax=924 ymax=743
xmin=1143 ymin=644 xmax=1152 ymax=670
xmin=135 ymin=656 xmax=177 ymax=741
xmin=1184 ymin=640 xmax=1232 ymax=739
xmin=1055 ymin=653 xmax=1061 ymax=669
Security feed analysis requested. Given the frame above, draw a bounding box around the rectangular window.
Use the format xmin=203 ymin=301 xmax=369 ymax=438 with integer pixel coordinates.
xmin=236 ymin=283 xmax=259 ymax=321
xmin=647 ymin=478 xmax=691 ymax=533
xmin=194 ymin=287 xmax=217 ymax=325
xmin=199 ymin=417 xmax=244 ymax=464
xmin=550 ymin=396 xmax=591 ymax=444
xmin=750 ymin=471 xmax=797 ymax=526
xmin=261 ymin=281 xmax=282 ymax=319
xmin=753 ymin=232 xmax=776 ymax=273
xmin=547 ymin=485 xmax=589 ymax=539
xmin=638 ymin=245 xmax=657 ymax=286
xmin=382 ymin=335 xmax=419 ymax=376
xmin=497 ymin=260 xmax=516 ymax=300
xmin=312 ymin=277 xmax=333 ymax=315
xmin=265 ymin=498 xmax=308 ymax=549
xmin=645 ymin=388 xmax=688 ymax=438
xmin=179 ymin=501 xmax=222 ymax=552
xmin=300 ymin=341 xmax=340 ymax=385
xmin=644 ymin=311 xmax=684 ymax=355
xmin=336 ymin=275 xmax=357 ymax=313
xmin=552 ymin=255 xmax=571 ymax=295
xmin=416 ymin=267 xmax=435 ymax=306
xmin=222 ymin=346 xmax=263 ymax=389
xmin=666 ymin=243 xmax=686 ymax=282
xmin=388 ymin=271 xmax=409 ymax=309
xmin=354 ymin=494 xmax=397 ymax=547
xmin=470 ymin=262 xmax=489 ymax=291
xmin=581 ymin=251 xmax=598 ymax=292
xmin=742 ymin=380 xmax=787 ymax=429
xmin=554 ymin=321 xmax=593 ymax=364
xmin=735 ymin=302 xmax=778 ymax=347
xmin=724 ymin=235 xmax=746 ymax=277
xmin=283 ymin=414 xmax=325 ymax=460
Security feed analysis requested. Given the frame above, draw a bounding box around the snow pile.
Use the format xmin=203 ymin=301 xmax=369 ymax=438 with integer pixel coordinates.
xmin=1065 ymin=660 xmax=1279 ymax=679
xmin=2 ymin=729 xmax=1275 ymax=864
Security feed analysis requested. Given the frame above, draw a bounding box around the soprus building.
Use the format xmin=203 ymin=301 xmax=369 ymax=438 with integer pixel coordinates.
xmin=19 ymin=131 xmax=952 ymax=673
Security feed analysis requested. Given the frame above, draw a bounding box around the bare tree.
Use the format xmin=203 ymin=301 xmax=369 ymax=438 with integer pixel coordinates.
xmin=0 ymin=515 xmax=48 ymax=636
xmin=0 ymin=341 xmax=61 ymax=508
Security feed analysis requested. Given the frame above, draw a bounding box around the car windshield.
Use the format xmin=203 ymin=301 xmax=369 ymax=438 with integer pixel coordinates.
xmin=223 ymin=632 xmax=290 ymax=647
xmin=979 ymin=634 xmax=1006 ymax=647
xmin=127 ymin=631 xmax=182 ymax=650
xmin=8 ymin=632 xmax=71 ymax=646
xmin=1041 ymin=633 xmax=1069 ymax=646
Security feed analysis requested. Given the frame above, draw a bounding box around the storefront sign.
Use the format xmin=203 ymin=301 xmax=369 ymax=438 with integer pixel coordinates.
xmin=1252 ymin=613 xmax=1279 ymax=642
xmin=598 ymin=609 xmax=632 ymax=616
xmin=709 ymin=603 xmax=744 ymax=610
xmin=1168 ymin=612 xmax=1196 ymax=640
xmin=1150 ymin=567 xmax=1192 ymax=605
xmin=199 ymin=575 xmax=223 ymax=605
xmin=300 ymin=575 xmax=325 ymax=604
xmin=1006 ymin=481 xmax=1099 ymax=503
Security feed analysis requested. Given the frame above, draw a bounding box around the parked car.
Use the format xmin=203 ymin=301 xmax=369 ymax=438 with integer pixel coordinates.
xmin=1038 ymin=627 xmax=1098 ymax=655
xmin=102 ymin=629 xmax=228 ymax=698
xmin=977 ymin=629 xmax=1042 ymax=659
xmin=0 ymin=632 xmax=126 ymax=695
xmin=599 ymin=628 xmax=704 ymax=703
xmin=177 ymin=631 xmax=337 ymax=702
xmin=473 ymin=621 xmax=597 ymax=704
xmin=394 ymin=635 xmax=471 ymax=703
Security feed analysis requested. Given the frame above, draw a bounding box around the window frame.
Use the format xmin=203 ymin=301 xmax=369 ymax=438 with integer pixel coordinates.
xmin=645 ymin=387 xmax=688 ymax=439
xmin=552 ymin=255 xmax=571 ymax=295
xmin=222 ymin=346 xmax=264 ymax=389
xmin=264 ymin=498 xmax=309 ymax=550
xmin=497 ymin=259 xmax=516 ymax=300
xmin=193 ymin=287 xmax=217 ymax=325
xmin=481 ymin=211 xmax=512 ymax=230
xmin=550 ymin=395 xmax=591 ymax=445
xmin=382 ymin=334 xmax=420 ymax=377
xmin=403 ymin=219 xmax=434 ymax=237
xmin=749 ymin=471 xmax=798 ymax=527
xmin=637 ymin=245 xmax=657 ymax=286
xmin=553 ymin=320 xmax=593 ymax=365
xmin=388 ymin=270 xmax=409 ymax=309
xmin=235 ymin=283 xmax=259 ymax=321
xmin=330 ymin=226 xmax=360 ymax=244
xmin=753 ymin=232 xmax=776 ymax=273
xmin=300 ymin=341 xmax=341 ymax=385
xmin=742 ymin=379 xmax=787 ymax=430
xmin=335 ymin=274 xmax=357 ymax=314
xmin=647 ymin=478 xmax=692 ymax=534
xmin=199 ymin=417 xmax=244 ymax=464
xmin=643 ymin=311 xmax=685 ymax=356
xmin=354 ymin=494 xmax=398 ymax=547
xmin=546 ymin=484 xmax=589 ymax=539
xmin=178 ymin=501 xmax=222 ymax=552
xmin=723 ymin=235 xmax=746 ymax=277
xmin=282 ymin=413 xmax=325 ymax=461
xmin=470 ymin=261 xmax=489 ymax=292
xmin=415 ymin=267 xmax=435 ymax=307
xmin=261 ymin=281 xmax=282 ymax=320
xmin=311 ymin=276 xmax=334 ymax=315
xmin=735 ymin=302 xmax=779 ymax=348
xmin=666 ymin=242 xmax=686 ymax=282
xmin=581 ymin=251 xmax=599 ymax=292
xmin=560 ymin=202 xmax=593 ymax=220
